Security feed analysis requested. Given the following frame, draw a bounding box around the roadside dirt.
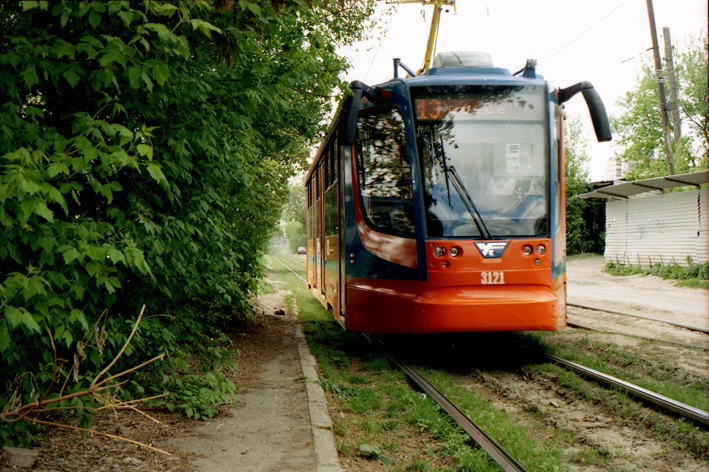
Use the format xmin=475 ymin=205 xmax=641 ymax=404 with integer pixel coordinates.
xmin=566 ymin=255 xmax=709 ymax=330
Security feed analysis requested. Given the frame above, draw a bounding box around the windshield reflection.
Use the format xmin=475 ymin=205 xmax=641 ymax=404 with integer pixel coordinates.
xmin=414 ymin=85 xmax=549 ymax=238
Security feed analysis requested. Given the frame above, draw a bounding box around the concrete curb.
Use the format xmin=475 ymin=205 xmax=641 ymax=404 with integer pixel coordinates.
xmin=295 ymin=322 xmax=343 ymax=472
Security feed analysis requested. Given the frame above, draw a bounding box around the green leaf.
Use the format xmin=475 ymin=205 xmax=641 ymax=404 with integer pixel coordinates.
xmin=63 ymin=68 xmax=81 ymax=87
xmin=100 ymin=182 xmax=114 ymax=203
xmin=70 ymin=309 xmax=88 ymax=330
xmin=34 ymin=201 xmax=54 ymax=222
xmin=137 ymin=143 xmax=153 ymax=159
xmin=88 ymin=9 xmax=101 ymax=28
xmin=0 ymin=320 xmax=9 ymax=352
xmin=22 ymin=1 xmax=39 ymax=11
xmin=47 ymin=161 xmax=70 ymax=178
xmin=86 ymin=261 xmax=101 ymax=277
xmin=151 ymin=61 xmax=170 ymax=86
xmin=5 ymin=307 xmax=41 ymax=333
xmin=127 ymin=66 xmax=143 ymax=89
xmin=238 ymin=1 xmax=261 ymax=17
xmin=146 ymin=162 xmax=168 ymax=185
xmin=189 ymin=19 xmax=223 ymax=38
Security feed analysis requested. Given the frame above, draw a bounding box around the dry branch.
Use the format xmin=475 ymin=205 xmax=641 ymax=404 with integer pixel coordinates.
xmin=1 ymin=305 xmax=170 ymax=453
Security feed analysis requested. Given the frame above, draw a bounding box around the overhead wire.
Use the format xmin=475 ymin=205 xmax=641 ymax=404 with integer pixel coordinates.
xmin=363 ymin=7 xmax=396 ymax=82
xmin=539 ymin=0 xmax=634 ymax=66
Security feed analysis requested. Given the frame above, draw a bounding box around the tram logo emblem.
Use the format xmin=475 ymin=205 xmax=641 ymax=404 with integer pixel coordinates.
xmin=475 ymin=241 xmax=508 ymax=258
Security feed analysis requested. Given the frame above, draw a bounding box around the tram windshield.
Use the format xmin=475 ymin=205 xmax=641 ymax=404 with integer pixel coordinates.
xmin=413 ymin=85 xmax=549 ymax=238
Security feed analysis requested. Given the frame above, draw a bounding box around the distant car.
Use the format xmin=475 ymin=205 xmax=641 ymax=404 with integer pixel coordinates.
xmin=297 ymin=247 xmax=306 ymax=255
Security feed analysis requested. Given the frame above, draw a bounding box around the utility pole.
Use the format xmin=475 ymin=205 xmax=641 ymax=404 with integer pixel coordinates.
xmin=663 ymin=27 xmax=682 ymax=152
xmin=645 ymin=0 xmax=675 ymax=175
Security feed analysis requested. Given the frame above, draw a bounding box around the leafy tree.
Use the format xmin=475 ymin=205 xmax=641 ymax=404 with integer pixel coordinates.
xmin=280 ymin=174 xmax=307 ymax=253
xmin=611 ymin=34 xmax=708 ymax=179
xmin=565 ymin=117 xmax=604 ymax=254
xmin=564 ymin=117 xmax=597 ymax=254
xmin=0 ymin=0 xmax=376 ymax=443
xmin=281 ymin=174 xmax=307 ymax=227
xmin=284 ymin=221 xmax=306 ymax=253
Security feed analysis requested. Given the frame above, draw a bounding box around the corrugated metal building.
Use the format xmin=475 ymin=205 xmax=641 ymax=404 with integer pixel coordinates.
xmin=580 ymin=170 xmax=709 ymax=267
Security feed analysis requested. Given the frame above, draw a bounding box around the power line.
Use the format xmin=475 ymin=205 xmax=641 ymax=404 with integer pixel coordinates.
xmin=540 ymin=0 xmax=634 ymax=66
xmin=364 ymin=8 xmax=396 ymax=82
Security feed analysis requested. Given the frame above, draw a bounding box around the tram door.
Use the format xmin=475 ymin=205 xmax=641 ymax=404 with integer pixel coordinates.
xmin=315 ymin=165 xmax=322 ymax=293
xmin=323 ymin=139 xmax=341 ymax=314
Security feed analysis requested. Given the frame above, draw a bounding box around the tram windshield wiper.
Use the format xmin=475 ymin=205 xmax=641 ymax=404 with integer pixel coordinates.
xmin=445 ymin=165 xmax=492 ymax=240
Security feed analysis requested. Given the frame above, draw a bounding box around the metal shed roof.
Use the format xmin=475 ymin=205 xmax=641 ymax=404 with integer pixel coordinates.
xmin=579 ymin=169 xmax=709 ymax=200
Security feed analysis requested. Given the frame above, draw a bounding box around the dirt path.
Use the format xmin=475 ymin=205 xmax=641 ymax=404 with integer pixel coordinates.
xmin=162 ymin=297 xmax=315 ymax=471
xmin=566 ymin=255 xmax=709 ymax=330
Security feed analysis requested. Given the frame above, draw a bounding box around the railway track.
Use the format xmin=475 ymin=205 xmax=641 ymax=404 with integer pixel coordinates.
xmin=374 ymin=335 xmax=708 ymax=472
xmin=269 ymin=255 xmax=707 ymax=468
xmin=271 ymin=255 xmax=307 ymax=284
xmin=373 ymin=336 xmax=530 ymax=472
xmin=567 ymin=302 xmax=709 ymax=335
xmin=536 ymin=350 xmax=709 ymax=427
xmin=566 ymin=319 xmax=709 ymax=350
xmin=271 ymin=254 xmax=709 ymax=426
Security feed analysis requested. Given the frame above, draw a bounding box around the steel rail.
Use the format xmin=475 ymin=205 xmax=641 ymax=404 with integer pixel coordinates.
xmin=565 ymin=321 xmax=601 ymax=332
xmin=383 ymin=352 xmax=528 ymax=472
xmin=272 ymin=256 xmax=307 ymax=284
xmin=541 ymin=352 xmax=709 ymax=427
xmin=567 ymin=319 xmax=709 ymax=351
xmin=567 ymin=302 xmax=709 ymax=334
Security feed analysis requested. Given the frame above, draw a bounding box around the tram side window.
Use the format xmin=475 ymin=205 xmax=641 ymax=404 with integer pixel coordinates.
xmin=324 ymin=138 xmax=338 ymax=236
xmin=356 ymin=108 xmax=415 ymax=237
xmin=306 ymin=180 xmax=312 ymax=245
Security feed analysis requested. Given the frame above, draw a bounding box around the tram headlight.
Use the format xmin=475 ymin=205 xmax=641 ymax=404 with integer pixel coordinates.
xmin=449 ymin=246 xmax=460 ymax=257
xmin=522 ymin=245 xmax=533 ymax=256
xmin=433 ymin=246 xmax=446 ymax=257
xmin=536 ymin=244 xmax=546 ymax=255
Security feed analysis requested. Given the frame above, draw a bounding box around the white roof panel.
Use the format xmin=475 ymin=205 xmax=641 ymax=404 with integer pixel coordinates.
xmin=579 ymin=170 xmax=708 ymax=199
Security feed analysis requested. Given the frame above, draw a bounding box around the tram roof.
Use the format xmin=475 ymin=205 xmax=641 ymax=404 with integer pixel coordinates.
xmin=386 ymin=67 xmax=547 ymax=88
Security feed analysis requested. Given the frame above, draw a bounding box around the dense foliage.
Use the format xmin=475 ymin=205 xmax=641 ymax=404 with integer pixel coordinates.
xmin=564 ymin=118 xmax=604 ymax=255
xmin=281 ymin=174 xmax=307 ymax=253
xmin=0 ymin=0 xmax=376 ymax=443
xmin=612 ymin=34 xmax=707 ymax=179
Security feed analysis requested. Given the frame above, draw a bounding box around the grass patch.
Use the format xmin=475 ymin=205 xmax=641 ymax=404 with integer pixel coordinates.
xmin=605 ymin=260 xmax=709 ymax=288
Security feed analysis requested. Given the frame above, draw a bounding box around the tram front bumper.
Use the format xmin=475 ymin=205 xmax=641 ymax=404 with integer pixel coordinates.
xmin=412 ymin=285 xmax=563 ymax=332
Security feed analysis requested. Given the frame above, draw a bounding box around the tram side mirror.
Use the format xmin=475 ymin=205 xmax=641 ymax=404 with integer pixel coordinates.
xmin=342 ymin=81 xmax=379 ymax=146
xmin=559 ymin=81 xmax=612 ymax=142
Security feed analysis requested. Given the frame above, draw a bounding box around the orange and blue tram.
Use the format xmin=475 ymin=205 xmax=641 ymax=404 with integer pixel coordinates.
xmin=305 ymin=52 xmax=611 ymax=334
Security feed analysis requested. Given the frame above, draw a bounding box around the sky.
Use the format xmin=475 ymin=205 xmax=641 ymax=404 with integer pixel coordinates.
xmin=337 ymin=0 xmax=707 ymax=181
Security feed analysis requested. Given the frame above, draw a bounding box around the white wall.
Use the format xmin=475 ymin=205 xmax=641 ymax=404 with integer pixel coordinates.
xmin=604 ymin=188 xmax=708 ymax=266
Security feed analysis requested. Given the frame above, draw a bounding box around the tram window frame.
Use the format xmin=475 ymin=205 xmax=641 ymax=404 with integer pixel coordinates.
xmin=323 ymin=148 xmax=330 ymax=189
xmin=324 ymin=136 xmax=339 ymax=236
xmin=355 ymin=106 xmax=415 ymax=238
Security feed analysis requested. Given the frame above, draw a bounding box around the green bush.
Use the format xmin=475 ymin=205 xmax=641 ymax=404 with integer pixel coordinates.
xmin=606 ymin=261 xmax=709 ymax=281
xmin=0 ymin=0 xmax=376 ymax=444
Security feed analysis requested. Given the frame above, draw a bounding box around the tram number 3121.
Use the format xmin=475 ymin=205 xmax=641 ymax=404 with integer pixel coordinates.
xmin=481 ymin=271 xmax=505 ymax=285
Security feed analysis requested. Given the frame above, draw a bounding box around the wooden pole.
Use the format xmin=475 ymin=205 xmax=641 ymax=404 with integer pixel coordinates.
xmin=645 ymin=0 xmax=675 ymax=175
xmin=663 ymin=27 xmax=682 ymax=152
